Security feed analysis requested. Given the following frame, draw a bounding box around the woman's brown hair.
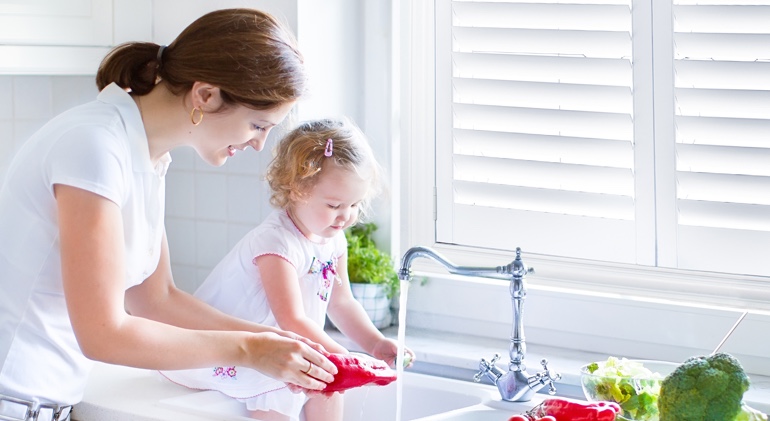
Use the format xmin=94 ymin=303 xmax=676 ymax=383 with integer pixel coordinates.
xmin=96 ymin=8 xmax=305 ymax=109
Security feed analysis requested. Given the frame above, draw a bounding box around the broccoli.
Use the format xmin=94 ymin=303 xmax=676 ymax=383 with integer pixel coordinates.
xmin=659 ymin=352 xmax=766 ymax=421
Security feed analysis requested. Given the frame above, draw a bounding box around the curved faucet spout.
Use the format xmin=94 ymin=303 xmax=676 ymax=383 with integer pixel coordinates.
xmin=398 ymin=246 xmax=521 ymax=282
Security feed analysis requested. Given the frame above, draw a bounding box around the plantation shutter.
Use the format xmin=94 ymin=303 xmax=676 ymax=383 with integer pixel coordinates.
xmin=435 ymin=0 xmax=642 ymax=263
xmin=671 ymin=0 xmax=770 ymax=276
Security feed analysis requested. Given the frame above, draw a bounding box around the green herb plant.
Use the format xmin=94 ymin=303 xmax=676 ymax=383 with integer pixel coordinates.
xmin=345 ymin=223 xmax=400 ymax=299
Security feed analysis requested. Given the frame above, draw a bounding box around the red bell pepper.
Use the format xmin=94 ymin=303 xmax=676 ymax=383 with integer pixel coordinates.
xmin=323 ymin=352 xmax=397 ymax=393
xmin=526 ymin=397 xmax=621 ymax=421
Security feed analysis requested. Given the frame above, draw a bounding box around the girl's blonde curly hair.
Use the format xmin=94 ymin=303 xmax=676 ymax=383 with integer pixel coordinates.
xmin=266 ymin=118 xmax=383 ymax=221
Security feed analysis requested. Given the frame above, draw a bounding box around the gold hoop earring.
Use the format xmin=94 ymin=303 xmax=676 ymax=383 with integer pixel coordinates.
xmin=190 ymin=107 xmax=204 ymax=126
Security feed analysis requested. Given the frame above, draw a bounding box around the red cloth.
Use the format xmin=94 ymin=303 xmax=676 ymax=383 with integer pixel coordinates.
xmin=324 ymin=353 xmax=397 ymax=392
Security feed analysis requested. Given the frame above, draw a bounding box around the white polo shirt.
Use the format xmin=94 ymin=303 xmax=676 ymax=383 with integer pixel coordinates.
xmin=0 ymin=83 xmax=170 ymax=405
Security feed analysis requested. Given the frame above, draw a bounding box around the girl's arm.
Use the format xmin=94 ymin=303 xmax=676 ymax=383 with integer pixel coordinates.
xmin=325 ymin=253 xmax=388 ymax=355
xmin=257 ymin=254 xmax=347 ymax=354
xmin=56 ymin=185 xmax=335 ymax=389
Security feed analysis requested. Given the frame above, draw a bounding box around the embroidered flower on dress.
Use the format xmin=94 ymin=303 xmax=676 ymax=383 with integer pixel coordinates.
xmin=213 ymin=366 xmax=237 ymax=379
xmin=309 ymin=256 xmax=339 ymax=301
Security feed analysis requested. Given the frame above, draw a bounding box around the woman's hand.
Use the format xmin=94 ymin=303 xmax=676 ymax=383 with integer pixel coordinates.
xmin=246 ymin=332 xmax=337 ymax=390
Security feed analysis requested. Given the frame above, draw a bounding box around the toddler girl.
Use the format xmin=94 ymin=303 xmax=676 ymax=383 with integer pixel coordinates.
xmin=161 ymin=118 xmax=414 ymax=421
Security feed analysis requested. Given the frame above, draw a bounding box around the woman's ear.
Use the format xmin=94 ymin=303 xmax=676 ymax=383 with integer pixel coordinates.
xmin=190 ymin=81 xmax=223 ymax=112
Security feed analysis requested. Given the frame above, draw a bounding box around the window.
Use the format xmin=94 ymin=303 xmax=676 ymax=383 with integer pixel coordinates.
xmin=403 ymin=0 xmax=770 ymax=309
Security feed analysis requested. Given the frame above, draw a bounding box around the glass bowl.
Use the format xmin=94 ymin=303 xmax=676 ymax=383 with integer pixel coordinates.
xmin=580 ymin=358 xmax=679 ymax=421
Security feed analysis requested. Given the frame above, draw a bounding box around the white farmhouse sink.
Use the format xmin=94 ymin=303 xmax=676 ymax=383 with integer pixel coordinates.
xmin=158 ymin=371 xmax=528 ymax=421
xmin=415 ymin=397 xmax=541 ymax=421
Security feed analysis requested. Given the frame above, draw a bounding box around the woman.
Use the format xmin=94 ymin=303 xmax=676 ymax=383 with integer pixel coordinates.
xmin=0 ymin=8 xmax=336 ymax=420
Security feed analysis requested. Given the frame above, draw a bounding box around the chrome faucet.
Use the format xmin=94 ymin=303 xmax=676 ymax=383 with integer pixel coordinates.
xmin=397 ymin=246 xmax=560 ymax=402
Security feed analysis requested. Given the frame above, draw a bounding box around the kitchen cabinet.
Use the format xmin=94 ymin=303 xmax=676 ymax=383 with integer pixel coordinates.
xmin=0 ymin=0 xmax=151 ymax=75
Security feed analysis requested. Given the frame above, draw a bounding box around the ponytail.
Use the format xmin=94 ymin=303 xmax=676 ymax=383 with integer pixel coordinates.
xmin=96 ymin=42 xmax=161 ymax=95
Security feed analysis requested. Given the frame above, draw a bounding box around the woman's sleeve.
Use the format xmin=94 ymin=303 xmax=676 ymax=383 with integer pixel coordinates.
xmin=47 ymin=125 xmax=129 ymax=206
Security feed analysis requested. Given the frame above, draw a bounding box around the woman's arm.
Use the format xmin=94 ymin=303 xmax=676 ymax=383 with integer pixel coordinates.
xmin=124 ymin=231 xmax=280 ymax=334
xmin=56 ymin=184 xmax=335 ymax=388
xmin=257 ymin=254 xmax=347 ymax=354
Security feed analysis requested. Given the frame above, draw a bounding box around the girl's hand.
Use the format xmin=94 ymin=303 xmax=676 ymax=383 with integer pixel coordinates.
xmin=246 ymin=332 xmax=337 ymax=390
xmin=370 ymin=338 xmax=416 ymax=368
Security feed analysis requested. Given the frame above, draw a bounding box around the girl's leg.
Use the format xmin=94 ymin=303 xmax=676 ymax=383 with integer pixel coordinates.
xmin=302 ymin=393 xmax=343 ymax=421
xmin=247 ymin=409 xmax=291 ymax=421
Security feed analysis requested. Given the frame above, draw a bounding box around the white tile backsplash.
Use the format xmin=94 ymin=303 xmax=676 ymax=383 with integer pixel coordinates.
xmin=165 ymin=170 xmax=195 ymax=219
xmin=226 ymin=174 xmax=264 ymax=225
xmin=168 ymin=146 xmax=196 ymax=171
xmin=227 ymin=223 xmax=255 ymax=250
xmin=165 ymin=218 xmax=197 ymax=266
xmin=170 ymin=264 xmax=199 ymax=295
xmin=13 ymin=76 xmax=53 ymax=120
xmin=194 ymin=172 xmax=228 ymax=221
xmin=195 ymin=220 xmax=229 ymax=268
xmin=0 ymin=121 xmax=13 ymax=162
xmin=0 ymin=78 xmax=13 ymax=118
xmin=51 ymin=77 xmax=99 ymax=116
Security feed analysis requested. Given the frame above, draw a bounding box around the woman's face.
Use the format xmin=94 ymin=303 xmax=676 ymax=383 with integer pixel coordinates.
xmin=194 ymin=101 xmax=295 ymax=166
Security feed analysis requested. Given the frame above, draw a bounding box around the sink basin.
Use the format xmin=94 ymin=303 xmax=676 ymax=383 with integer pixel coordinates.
xmin=414 ymin=395 xmax=540 ymax=421
xmin=159 ymin=371 xmax=499 ymax=421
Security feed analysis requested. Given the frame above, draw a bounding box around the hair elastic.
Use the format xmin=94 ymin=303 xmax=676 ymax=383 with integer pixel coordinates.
xmin=324 ymin=138 xmax=333 ymax=157
xmin=157 ymin=45 xmax=167 ymax=65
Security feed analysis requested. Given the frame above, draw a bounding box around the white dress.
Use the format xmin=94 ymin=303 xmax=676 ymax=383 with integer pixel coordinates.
xmin=160 ymin=210 xmax=346 ymax=419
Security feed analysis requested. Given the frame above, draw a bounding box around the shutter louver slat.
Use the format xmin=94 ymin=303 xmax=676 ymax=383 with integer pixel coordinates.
xmin=454 ymin=103 xmax=633 ymax=142
xmin=453 ymin=53 xmax=633 ymax=86
xmin=454 ymin=181 xmax=634 ymax=220
xmin=675 ymin=116 xmax=770 ymax=148
xmin=453 ymin=78 xmax=633 ymax=114
xmin=452 ymin=2 xmax=630 ymax=31
xmin=677 ymin=144 xmax=770 ymax=177
xmin=675 ymin=88 xmax=770 ymax=119
xmin=453 ymin=128 xmax=633 ymax=168
xmin=454 ymin=155 xmax=634 ymax=196
xmin=453 ymin=27 xmax=631 ymax=59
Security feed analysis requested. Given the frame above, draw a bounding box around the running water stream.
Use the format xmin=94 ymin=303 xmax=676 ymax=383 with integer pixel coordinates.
xmin=394 ymin=279 xmax=410 ymax=421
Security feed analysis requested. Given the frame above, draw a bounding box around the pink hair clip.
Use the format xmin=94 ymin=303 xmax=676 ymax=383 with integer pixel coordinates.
xmin=324 ymin=138 xmax=333 ymax=157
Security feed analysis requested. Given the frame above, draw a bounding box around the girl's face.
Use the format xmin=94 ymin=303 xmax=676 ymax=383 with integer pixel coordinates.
xmin=290 ymin=162 xmax=370 ymax=242
xmin=194 ymin=101 xmax=295 ymax=166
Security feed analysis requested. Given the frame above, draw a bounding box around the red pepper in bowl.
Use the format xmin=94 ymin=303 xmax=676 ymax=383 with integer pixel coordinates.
xmin=323 ymin=352 xmax=397 ymax=393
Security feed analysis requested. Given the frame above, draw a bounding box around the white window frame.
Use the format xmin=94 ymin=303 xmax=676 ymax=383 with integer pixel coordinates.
xmin=396 ymin=0 xmax=770 ymax=376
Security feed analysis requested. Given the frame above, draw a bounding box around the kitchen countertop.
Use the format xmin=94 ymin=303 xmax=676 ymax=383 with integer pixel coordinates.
xmin=73 ymin=327 xmax=770 ymax=420
xmin=73 ymin=362 xmax=223 ymax=421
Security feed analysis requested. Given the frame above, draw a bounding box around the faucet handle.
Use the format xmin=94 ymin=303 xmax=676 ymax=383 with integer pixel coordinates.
xmin=473 ymin=353 xmax=503 ymax=383
xmin=528 ymin=358 xmax=561 ymax=395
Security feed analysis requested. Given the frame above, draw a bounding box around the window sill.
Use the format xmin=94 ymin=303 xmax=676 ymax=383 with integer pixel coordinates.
xmin=327 ymin=326 xmax=770 ymax=413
